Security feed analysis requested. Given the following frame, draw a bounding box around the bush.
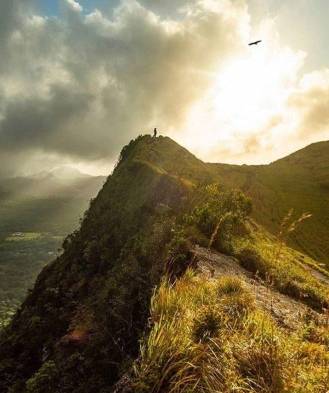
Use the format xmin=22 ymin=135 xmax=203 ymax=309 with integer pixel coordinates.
xmin=26 ymin=361 xmax=59 ymax=393
xmin=238 ymin=247 xmax=267 ymax=277
xmin=166 ymin=229 xmax=194 ymax=278
xmin=190 ymin=184 xmax=252 ymax=249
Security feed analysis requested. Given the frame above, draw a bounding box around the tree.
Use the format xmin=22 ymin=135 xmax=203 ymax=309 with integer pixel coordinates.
xmin=191 ymin=184 xmax=252 ymax=249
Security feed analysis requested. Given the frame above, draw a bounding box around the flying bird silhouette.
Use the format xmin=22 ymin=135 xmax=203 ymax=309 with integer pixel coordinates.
xmin=249 ymin=40 xmax=262 ymax=46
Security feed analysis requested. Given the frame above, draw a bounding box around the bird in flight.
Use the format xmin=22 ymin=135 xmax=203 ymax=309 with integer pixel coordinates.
xmin=249 ymin=40 xmax=262 ymax=46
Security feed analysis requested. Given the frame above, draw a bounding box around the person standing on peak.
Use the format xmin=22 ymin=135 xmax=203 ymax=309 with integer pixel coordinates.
xmin=153 ymin=128 xmax=157 ymax=138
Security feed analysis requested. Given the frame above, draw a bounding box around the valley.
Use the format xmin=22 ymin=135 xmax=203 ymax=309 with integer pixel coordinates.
xmin=0 ymin=173 xmax=106 ymax=325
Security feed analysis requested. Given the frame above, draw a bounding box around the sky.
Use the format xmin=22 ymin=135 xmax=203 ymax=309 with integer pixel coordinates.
xmin=0 ymin=0 xmax=328 ymax=177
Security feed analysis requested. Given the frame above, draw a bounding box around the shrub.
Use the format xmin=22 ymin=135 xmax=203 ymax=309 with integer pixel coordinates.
xmin=166 ymin=233 xmax=194 ymax=278
xmin=26 ymin=361 xmax=59 ymax=393
xmin=191 ymin=184 xmax=252 ymax=249
xmin=238 ymin=247 xmax=267 ymax=277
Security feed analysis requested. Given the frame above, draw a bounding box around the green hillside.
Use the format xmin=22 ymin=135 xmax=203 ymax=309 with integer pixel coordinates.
xmin=0 ymin=136 xmax=328 ymax=393
xmin=212 ymin=141 xmax=329 ymax=266
xmin=132 ymin=137 xmax=329 ymax=265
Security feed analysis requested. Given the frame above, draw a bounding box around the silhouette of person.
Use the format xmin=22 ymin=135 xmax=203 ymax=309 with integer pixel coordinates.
xmin=153 ymin=128 xmax=157 ymax=138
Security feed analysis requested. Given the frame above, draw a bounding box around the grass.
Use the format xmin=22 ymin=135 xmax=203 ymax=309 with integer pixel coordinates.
xmin=115 ymin=136 xmax=329 ymax=268
xmin=212 ymin=141 xmax=329 ymax=267
xmin=233 ymin=223 xmax=329 ymax=311
xmin=131 ymin=271 xmax=329 ymax=392
xmin=130 ymin=136 xmax=329 ymax=267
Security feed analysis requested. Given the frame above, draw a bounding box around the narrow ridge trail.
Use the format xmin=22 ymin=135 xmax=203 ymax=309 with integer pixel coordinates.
xmin=193 ymin=246 xmax=322 ymax=330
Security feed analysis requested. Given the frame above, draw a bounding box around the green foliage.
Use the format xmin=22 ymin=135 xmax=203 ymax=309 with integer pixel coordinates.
xmin=0 ymin=174 xmax=104 ymax=326
xmin=165 ymin=227 xmax=194 ymax=278
xmin=190 ymin=184 xmax=252 ymax=249
xmin=26 ymin=361 xmax=59 ymax=393
xmin=234 ymin=227 xmax=329 ymax=311
xmin=213 ymin=141 xmax=329 ymax=266
xmin=238 ymin=246 xmax=268 ymax=276
xmin=0 ymin=136 xmax=193 ymax=393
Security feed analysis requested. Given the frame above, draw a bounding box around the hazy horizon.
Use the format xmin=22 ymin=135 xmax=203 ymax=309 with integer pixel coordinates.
xmin=2 ymin=136 xmax=328 ymax=179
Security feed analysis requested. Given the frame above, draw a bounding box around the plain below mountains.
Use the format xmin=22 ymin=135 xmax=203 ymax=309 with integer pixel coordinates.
xmin=0 ymin=168 xmax=106 ymax=235
xmin=0 ymin=169 xmax=106 ymax=327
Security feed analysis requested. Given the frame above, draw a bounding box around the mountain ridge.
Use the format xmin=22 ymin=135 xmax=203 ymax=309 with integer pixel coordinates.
xmin=210 ymin=140 xmax=329 ymax=265
xmin=0 ymin=135 xmax=328 ymax=393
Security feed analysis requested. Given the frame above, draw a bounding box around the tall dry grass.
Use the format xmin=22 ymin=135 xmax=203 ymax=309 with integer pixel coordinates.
xmin=131 ymin=271 xmax=329 ymax=393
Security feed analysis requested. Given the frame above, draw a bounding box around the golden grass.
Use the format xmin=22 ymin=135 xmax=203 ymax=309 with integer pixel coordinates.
xmin=132 ymin=271 xmax=329 ymax=392
xmin=234 ymin=225 xmax=329 ymax=311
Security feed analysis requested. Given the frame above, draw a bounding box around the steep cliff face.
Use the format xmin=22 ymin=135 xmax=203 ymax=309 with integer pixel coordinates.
xmin=0 ymin=136 xmax=196 ymax=393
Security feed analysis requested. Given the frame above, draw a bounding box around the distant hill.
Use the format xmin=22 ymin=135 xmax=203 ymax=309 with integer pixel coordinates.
xmin=212 ymin=141 xmax=329 ymax=265
xmin=0 ymin=171 xmax=106 ymax=235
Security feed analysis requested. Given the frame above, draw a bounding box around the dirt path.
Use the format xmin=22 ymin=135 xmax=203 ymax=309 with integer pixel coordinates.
xmin=193 ymin=246 xmax=318 ymax=330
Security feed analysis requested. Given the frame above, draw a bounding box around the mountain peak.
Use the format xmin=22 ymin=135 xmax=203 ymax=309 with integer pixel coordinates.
xmin=29 ymin=166 xmax=91 ymax=180
xmin=274 ymin=139 xmax=329 ymax=166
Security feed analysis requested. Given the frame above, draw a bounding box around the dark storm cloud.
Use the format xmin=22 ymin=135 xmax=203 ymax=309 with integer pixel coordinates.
xmin=0 ymin=85 xmax=91 ymax=152
xmin=0 ymin=1 xmax=26 ymax=40
xmin=0 ymin=0 xmax=248 ymax=175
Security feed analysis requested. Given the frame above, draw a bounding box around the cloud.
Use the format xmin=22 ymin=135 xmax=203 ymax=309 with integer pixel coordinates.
xmin=66 ymin=0 xmax=83 ymax=13
xmin=0 ymin=0 xmax=251 ymax=176
xmin=289 ymin=69 xmax=329 ymax=139
xmin=0 ymin=0 xmax=328 ymax=177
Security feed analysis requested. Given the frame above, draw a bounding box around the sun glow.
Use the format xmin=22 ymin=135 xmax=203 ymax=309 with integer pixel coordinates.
xmin=175 ymin=39 xmax=306 ymax=164
xmin=214 ymin=47 xmax=300 ymax=131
